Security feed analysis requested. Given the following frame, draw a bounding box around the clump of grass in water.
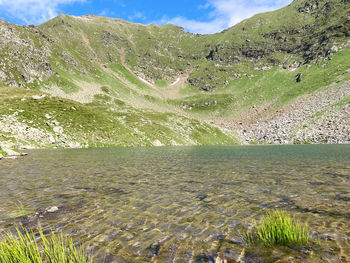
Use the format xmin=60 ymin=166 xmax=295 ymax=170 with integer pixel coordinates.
xmin=9 ymin=202 xmax=32 ymax=218
xmin=246 ymin=210 xmax=309 ymax=247
xmin=0 ymin=229 xmax=92 ymax=263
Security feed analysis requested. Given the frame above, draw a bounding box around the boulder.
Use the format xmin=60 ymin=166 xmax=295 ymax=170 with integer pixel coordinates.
xmin=32 ymin=95 xmax=46 ymax=100
xmin=152 ymin=140 xmax=163 ymax=147
xmin=3 ymin=147 xmax=21 ymax=156
xmin=295 ymin=73 xmax=302 ymax=82
xmin=53 ymin=126 xmax=64 ymax=134
xmin=48 ymin=135 xmax=56 ymax=144
xmin=68 ymin=142 xmax=81 ymax=148
xmin=46 ymin=206 xmax=59 ymax=213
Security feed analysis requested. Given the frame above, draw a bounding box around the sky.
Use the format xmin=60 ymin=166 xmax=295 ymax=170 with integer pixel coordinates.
xmin=0 ymin=0 xmax=292 ymax=34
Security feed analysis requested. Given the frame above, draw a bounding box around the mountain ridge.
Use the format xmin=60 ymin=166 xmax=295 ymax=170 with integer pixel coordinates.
xmin=1 ymin=0 xmax=350 ymax=156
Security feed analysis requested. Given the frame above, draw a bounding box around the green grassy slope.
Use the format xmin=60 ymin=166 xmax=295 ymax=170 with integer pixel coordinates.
xmin=169 ymin=46 xmax=350 ymax=120
xmin=186 ymin=0 xmax=350 ymax=89
xmin=0 ymin=0 xmax=349 ymax=150
xmin=0 ymin=86 xmax=238 ymax=150
xmin=1 ymin=0 xmax=349 ymax=93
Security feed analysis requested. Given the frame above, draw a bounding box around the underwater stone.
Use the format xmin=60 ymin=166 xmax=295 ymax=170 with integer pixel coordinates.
xmin=46 ymin=206 xmax=59 ymax=213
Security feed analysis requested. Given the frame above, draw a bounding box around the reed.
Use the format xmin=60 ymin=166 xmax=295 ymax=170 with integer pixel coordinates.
xmin=247 ymin=210 xmax=309 ymax=247
xmin=0 ymin=229 xmax=92 ymax=263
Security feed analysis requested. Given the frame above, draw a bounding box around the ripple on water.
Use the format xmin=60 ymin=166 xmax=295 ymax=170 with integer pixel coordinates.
xmin=0 ymin=145 xmax=350 ymax=262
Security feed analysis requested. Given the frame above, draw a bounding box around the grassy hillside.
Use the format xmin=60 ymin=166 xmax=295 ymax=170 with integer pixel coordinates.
xmin=170 ymin=45 xmax=350 ymax=120
xmin=188 ymin=0 xmax=350 ymax=90
xmin=0 ymin=86 xmax=238 ymax=153
xmin=0 ymin=0 xmax=350 ymax=151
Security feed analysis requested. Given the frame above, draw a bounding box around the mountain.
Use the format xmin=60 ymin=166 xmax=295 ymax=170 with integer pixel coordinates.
xmin=0 ymin=0 xmax=350 ymax=155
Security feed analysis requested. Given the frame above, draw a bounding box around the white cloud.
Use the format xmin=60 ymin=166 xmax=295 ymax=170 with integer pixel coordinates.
xmin=208 ymin=0 xmax=292 ymax=27
xmin=158 ymin=0 xmax=292 ymax=34
xmin=99 ymin=9 xmax=108 ymax=16
xmin=128 ymin=11 xmax=146 ymax=22
xmin=0 ymin=0 xmax=293 ymax=33
xmin=0 ymin=0 xmax=85 ymax=25
xmin=166 ymin=17 xmax=227 ymax=35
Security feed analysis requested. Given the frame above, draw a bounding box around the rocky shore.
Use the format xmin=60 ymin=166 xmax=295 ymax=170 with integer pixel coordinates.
xmin=0 ymin=106 xmax=81 ymax=159
xmin=239 ymin=80 xmax=350 ymax=144
xmin=2 ymin=77 xmax=350 ymax=158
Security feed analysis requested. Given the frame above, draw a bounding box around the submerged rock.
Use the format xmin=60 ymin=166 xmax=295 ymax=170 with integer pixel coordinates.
xmin=148 ymin=243 xmax=161 ymax=256
xmin=18 ymin=206 xmax=61 ymax=227
xmin=215 ymin=256 xmax=239 ymax=263
xmin=46 ymin=206 xmax=59 ymax=213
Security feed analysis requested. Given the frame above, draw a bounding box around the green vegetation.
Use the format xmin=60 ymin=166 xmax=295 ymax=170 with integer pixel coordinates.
xmin=0 ymin=0 xmax=349 ymax=148
xmin=0 ymin=146 xmax=7 ymax=157
xmin=246 ymin=210 xmax=309 ymax=247
xmin=155 ymin=80 xmax=168 ymax=87
xmin=0 ymin=86 xmax=238 ymax=149
xmin=9 ymin=202 xmax=32 ymax=218
xmin=170 ymin=46 xmax=350 ymax=119
xmin=0 ymin=229 xmax=91 ymax=263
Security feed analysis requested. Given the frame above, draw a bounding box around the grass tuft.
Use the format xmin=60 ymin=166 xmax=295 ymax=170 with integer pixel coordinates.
xmin=246 ymin=210 xmax=309 ymax=247
xmin=0 ymin=229 xmax=92 ymax=263
xmin=9 ymin=202 xmax=32 ymax=218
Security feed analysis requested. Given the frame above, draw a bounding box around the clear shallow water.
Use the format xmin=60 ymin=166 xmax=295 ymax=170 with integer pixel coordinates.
xmin=0 ymin=145 xmax=350 ymax=262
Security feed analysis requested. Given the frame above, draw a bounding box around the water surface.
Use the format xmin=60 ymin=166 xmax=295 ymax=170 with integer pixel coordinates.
xmin=0 ymin=145 xmax=349 ymax=262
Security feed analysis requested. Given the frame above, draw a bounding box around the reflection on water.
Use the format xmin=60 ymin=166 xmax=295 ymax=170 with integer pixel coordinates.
xmin=0 ymin=145 xmax=349 ymax=262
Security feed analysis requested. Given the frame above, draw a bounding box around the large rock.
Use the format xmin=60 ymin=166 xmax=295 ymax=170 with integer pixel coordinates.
xmin=32 ymin=95 xmax=46 ymax=100
xmin=152 ymin=140 xmax=163 ymax=147
xmin=68 ymin=142 xmax=81 ymax=148
xmin=48 ymin=135 xmax=56 ymax=144
xmin=3 ymin=147 xmax=21 ymax=156
xmin=53 ymin=126 xmax=64 ymax=134
xmin=46 ymin=206 xmax=59 ymax=213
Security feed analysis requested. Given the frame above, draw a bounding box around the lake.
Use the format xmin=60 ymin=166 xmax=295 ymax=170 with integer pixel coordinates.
xmin=0 ymin=145 xmax=349 ymax=262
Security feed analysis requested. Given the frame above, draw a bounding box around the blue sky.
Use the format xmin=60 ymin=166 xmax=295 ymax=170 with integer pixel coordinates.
xmin=0 ymin=0 xmax=292 ymax=34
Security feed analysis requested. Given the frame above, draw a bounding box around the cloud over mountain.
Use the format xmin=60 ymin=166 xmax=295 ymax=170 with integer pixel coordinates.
xmin=162 ymin=0 xmax=292 ymax=34
xmin=0 ymin=0 xmax=85 ymax=25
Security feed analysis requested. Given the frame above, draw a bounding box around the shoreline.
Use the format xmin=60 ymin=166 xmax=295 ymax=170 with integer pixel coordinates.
xmin=2 ymin=141 xmax=350 ymax=160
